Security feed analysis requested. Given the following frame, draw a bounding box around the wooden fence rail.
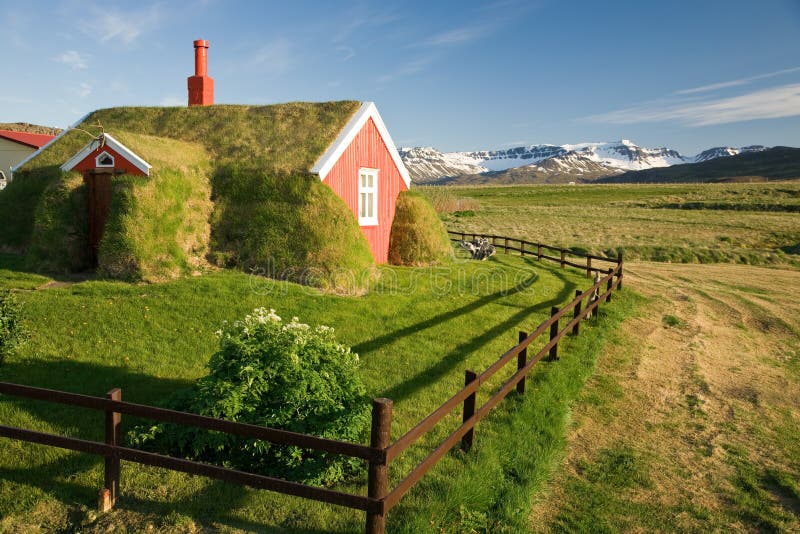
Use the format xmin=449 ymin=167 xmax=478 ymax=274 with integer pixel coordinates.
xmin=0 ymin=231 xmax=623 ymax=534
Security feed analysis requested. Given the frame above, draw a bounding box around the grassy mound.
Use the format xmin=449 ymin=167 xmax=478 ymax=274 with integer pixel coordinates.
xmin=0 ymin=167 xmax=63 ymax=253
xmin=97 ymin=132 xmax=212 ymax=281
xmin=388 ymin=191 xmax=452 ymax=266
xmin=211 ymin=167 xmax=374 ymax=293
xmin=25 ymin=172 xmax=89 ymax=272
xmin=1 ymin=102 xmax=375 ymax=290
xmin=24 ymin=132 xmax=213 ymax=281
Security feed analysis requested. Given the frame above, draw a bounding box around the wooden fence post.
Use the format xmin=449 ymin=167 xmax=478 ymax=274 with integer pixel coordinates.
xmin=367 ymin=398 xmax=392 ymax=534
xmin=572 ymin=290 xmax=583 ymax=336
xmin=100 ymin=388 xmax=121 ymax=512
xmin=520 ymin=241 xmax=525 ymax=256
xmin=537 ymin=244 xmax=542 ymax=261
xmin=586 ymin=256 xmax=592 ymax=278
xmin=461 ymin=232 xmax=465 ymax=241
xmin=606 ymin=269 xmax=614 ymax=303
xmin=548 ymin=307 xmax=560 ymax=361
xmin=517 ymin=332 xmax=527 ymax=395
xmin=504 ymin=237 xmax=509 ymax=253
xmin=560 ymin=249 xmax=566 ymax=268
xmin=461 ymin=370 xmax=478 ymax=452
xmin=617 ymin=251 xmax=624 ymax=290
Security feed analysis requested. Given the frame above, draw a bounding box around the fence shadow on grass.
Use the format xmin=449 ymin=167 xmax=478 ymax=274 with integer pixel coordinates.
xmin=378 ymin=268 xmax=577 ymax=403
xmin=353 ymin=256 xmax=544 ymax=357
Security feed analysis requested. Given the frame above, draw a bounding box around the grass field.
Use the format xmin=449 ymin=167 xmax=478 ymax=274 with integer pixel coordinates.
xmin=420 ymin=182 xmax=800 ymax=266
xmin=4 ymin=181 xmax=798 ymax=532
xmin=530 ymin=263 xmax=800 ymax=532
xmin=425 ymin=182 xmax=800 ymax=531
xmin=0 ymin=249 xmax=630 ymax=533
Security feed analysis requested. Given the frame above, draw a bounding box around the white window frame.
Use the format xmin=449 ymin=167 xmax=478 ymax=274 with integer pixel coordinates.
xmin=95 ymin=151 xmax=115 ymax=168
xmin=358 ymin=168 xmax=378 ymax=226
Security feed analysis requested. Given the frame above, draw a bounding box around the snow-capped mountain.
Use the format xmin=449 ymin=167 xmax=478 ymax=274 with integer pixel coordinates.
xmin=693 ymin=145 xmax=766 ymax=163
xmin=399 ymin=140 xmax=769 ymax=184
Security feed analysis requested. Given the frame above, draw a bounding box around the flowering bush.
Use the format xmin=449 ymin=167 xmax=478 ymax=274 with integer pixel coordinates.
xmin=129 ymin=308 xmax=371 ymax=486
xmin=0 ymin=290 xmax=25 ymax=365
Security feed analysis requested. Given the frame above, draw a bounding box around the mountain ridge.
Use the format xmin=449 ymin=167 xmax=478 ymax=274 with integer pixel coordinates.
xmin=400 ymin=140 xmax=770 ymax=184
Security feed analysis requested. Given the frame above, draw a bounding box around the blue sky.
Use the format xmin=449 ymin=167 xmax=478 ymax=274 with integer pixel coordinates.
xmin=1 ymin=0 xmax=799 ymax=155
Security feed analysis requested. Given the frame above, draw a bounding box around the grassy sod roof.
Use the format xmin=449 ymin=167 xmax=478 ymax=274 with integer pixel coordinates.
xmin=4 ymin=101 xmax=374 ymax=291
xmin=18 ymin=101 xmax=362 ymax=175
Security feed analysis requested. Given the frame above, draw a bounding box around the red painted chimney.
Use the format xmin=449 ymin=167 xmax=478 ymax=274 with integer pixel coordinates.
xmin=188 ymin=39 xmax=214 ymax=106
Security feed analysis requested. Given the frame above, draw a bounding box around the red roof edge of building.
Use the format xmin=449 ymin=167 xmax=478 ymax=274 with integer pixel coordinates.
xmin=0 ymin=130 xmax=57 ymax=149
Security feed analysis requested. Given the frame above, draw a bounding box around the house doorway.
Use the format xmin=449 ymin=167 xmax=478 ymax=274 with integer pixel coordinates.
xmin=83 ymin=170 xmax=113 ymax=268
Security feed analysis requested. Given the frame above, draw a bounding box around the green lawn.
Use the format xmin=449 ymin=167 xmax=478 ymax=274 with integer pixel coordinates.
xmin=421 ymin=182 xmax=800 ymax=266
xmin=0 ymin=249 xmax=632 ymax=532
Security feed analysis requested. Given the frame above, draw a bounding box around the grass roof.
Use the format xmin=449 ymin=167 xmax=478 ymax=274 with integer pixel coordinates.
xmin=18 ymin=101 xmax=362 ymax=176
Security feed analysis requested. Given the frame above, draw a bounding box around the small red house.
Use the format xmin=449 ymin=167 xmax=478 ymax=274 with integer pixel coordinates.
xmin=60 ymin=134 xmax=151 ymax=266
xmin=183 ymin=39 xmax=411 ymax=262
xmin=311 ymin=102 xmax=411 ymax=263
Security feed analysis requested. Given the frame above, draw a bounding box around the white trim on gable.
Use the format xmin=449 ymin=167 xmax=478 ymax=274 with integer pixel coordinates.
xmin=95 ymin=151 xmax=115 ymax=167
xmin=12 ymin=111 xmax=91 ymax=175
xmin=60 ymin=133 xmax=151 ymax=176
xmin=310 ymin=101 xmax=411 ymax=188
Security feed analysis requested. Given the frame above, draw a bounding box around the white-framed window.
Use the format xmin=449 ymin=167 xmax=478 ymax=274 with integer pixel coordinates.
xmin=95 ymin=151 xmax=115 ymax=168
xmin=358 ymin=168 xmax=378 ymax=226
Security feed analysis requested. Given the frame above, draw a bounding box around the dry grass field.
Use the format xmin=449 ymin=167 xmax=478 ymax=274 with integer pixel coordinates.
xmin=421 ymin=182 xmax=800 ymax=266
xmin=421 ymin=182 xmax=800 ymax=530
xmin=530 ymin=263 xmax=800 ymax=531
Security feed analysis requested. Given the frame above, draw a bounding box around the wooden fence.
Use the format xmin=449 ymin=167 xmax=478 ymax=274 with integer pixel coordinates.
xmin=0 ymin=231 xmax=623 ymax=534
xmin=450 ymin=230 xmax=623 ymax=282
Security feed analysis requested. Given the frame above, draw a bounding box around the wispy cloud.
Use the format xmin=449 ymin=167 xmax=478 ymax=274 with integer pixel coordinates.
xmin=336 ymin=45 xmax=355 ymax=62
xmin=74 ymin=82 xmax=93 ymax=98
xmin=330 ymin=7 xmax=400 ymax=44
xmin=54 ymin=50 xmax=88 ymax=70
xmin=585 ymin=83 xmax=800 ymax=126
xmin=675 ymin=66 xmax=800 ymax=95
xmin=0 ymin=96 xmax=33 ymax=105
xmin=377 ymin=56 xmax=437 ymax=84
xmin=419 ymin=26 xmax=488 ymax=47
xmin=79 ymin=4 xmax=163 ymax=45
xmin=249 ymin=39 xmax=292 ymax=76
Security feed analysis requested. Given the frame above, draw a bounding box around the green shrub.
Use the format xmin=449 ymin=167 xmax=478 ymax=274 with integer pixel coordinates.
xmin=388 ymin=190 xmax=452 ymax=266
xmin=0 ymin=290 xmax=25 ymax=364
xmin=128 ymin=308 xmax=371 ymax=486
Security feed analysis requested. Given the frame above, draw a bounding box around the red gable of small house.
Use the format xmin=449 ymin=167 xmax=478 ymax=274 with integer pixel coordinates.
xmin=61 ymin=133 xmax=151 ymax=177
xmin=311 ymin=102 xmax=410 ymax=263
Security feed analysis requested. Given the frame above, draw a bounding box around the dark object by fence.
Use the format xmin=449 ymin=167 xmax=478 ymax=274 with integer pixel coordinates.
xmin=0 ymin=231 xmax=622 ymax=534
xmin=459 ymin=237 xmax=496 ymax=260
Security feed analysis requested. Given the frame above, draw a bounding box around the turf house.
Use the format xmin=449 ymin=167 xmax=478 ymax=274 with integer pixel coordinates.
xmin=2 ymin=40 xmax=448 ymax=292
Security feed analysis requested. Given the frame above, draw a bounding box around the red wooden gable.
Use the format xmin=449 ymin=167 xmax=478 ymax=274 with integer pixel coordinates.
xmin=70 ymin=144 xmax=147 ymax=176
xmin=323 ymin=117 xmax=409 ymax=263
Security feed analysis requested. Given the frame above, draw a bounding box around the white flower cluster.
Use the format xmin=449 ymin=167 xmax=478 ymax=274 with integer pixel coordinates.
xmin=213 ymin=308 xmax=359 ymax=363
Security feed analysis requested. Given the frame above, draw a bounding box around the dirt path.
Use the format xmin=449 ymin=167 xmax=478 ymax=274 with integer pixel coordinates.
xmin=530 ymin=262 xmax=800 ymax=531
